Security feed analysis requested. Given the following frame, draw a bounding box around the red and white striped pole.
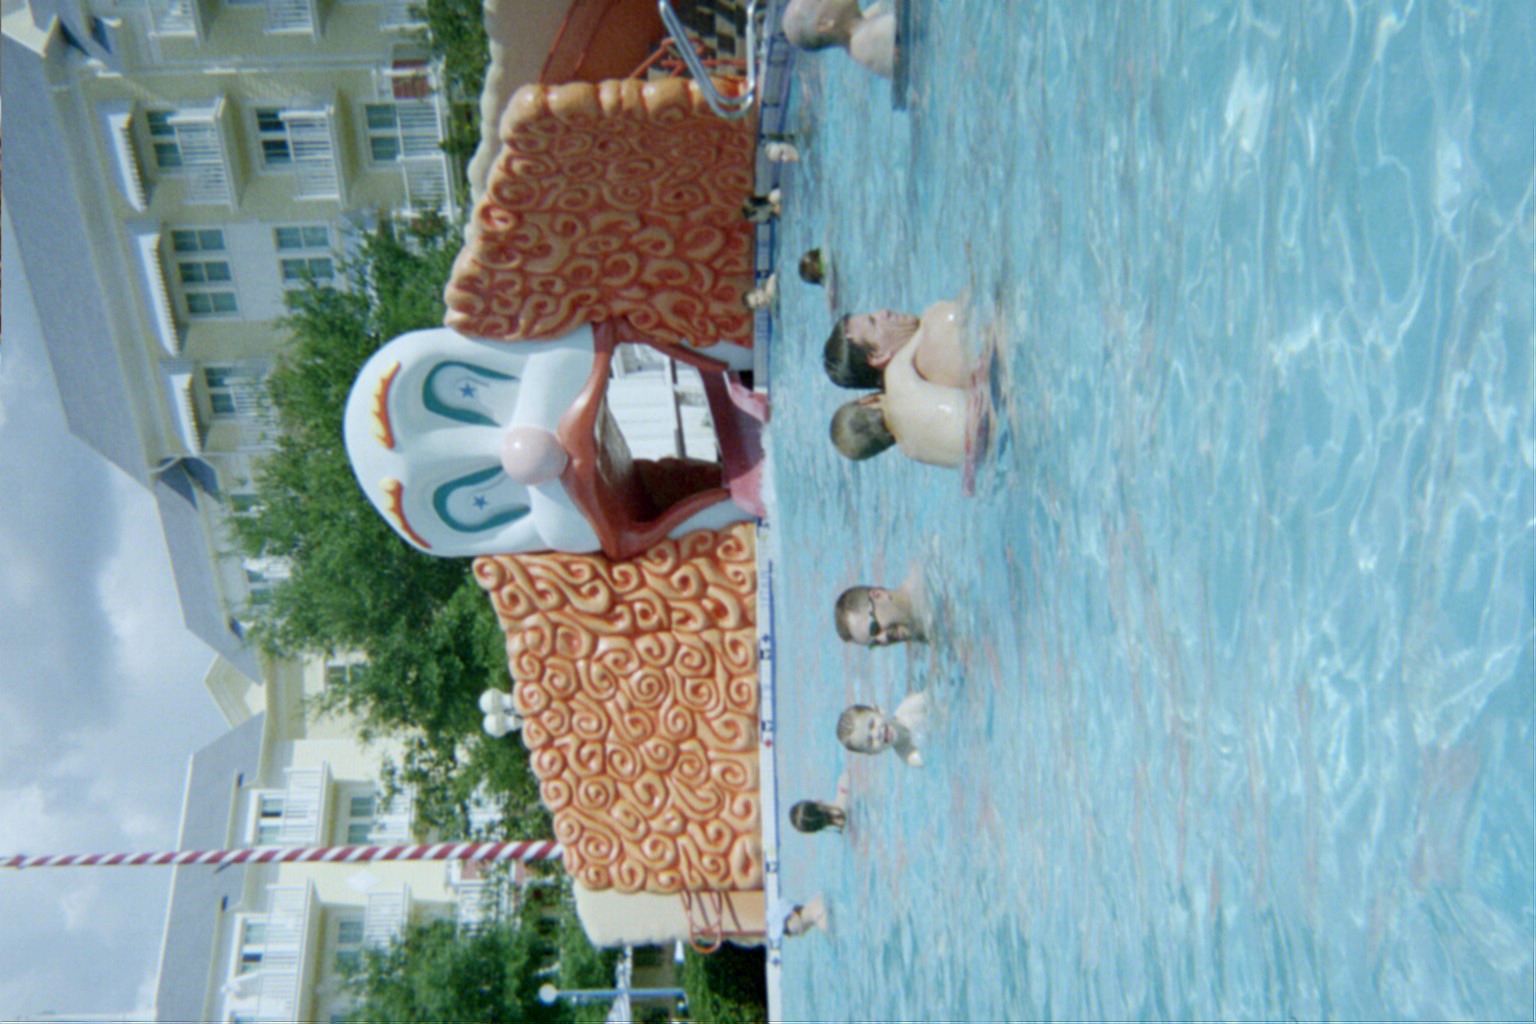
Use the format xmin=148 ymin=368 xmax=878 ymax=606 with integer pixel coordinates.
xmin=1 ymin=839 xmax=562 ymax=871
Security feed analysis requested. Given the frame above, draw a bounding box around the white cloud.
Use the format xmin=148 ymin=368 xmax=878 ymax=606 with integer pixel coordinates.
xmin=96 ymin=472 xmax=211 ymax=688
xmin=58 ymin=884 xmax=101 ymax=932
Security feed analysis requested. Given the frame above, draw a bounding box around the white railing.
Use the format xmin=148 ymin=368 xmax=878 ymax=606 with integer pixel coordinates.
xmin=148 ymin=0 xmax=200 ymax=37
xmin=249 ymin=884 xmax=316 ymax=1023
xmin=370 ymin=790 xmax=415 ymax=844
xmin=379 ymin=0 xmax=424 ymax=29
xmin=275 ymin=766 xmax=329 ymax=846
xmin=362 ymin=885 xmax=412 ymax=947
xmin=454 ymin=882 xmax=504 ymax=930
xmin=379 ymin=60 xmax=451 ymax=214
xmin=402 ymin=161 xmax=450 ymax=213
xmin=265 ymin=0 xmax=318 ymax=34
xmin=171 ymin=111 xmax=234 ymax=205
xmin=282 ymin=110 xmax=341 ymax=200
xmin=394 ymin=100 xmax=442 ymax=158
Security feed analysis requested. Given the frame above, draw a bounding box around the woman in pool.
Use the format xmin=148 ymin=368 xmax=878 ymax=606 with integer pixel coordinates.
xmin=827 ymin=301 xmax=968 ymax=468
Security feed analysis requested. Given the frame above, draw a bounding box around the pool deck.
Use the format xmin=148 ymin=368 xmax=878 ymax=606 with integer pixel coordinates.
xmin=748 ymin=9 xmax=795 ymax=1020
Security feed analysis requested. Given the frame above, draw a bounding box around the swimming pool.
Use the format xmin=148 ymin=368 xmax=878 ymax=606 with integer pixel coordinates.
xmin=765 ymin=1 xmax=1534 ymax=1019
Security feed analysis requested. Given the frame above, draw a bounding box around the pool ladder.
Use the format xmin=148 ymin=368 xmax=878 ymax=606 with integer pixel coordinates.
xmin=657 ymin=0 xmax=766 ymax=120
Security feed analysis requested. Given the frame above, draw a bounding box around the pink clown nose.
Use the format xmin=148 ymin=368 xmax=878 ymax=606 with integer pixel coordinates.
xmin=500 ymin=425 xmax=568 ymax=485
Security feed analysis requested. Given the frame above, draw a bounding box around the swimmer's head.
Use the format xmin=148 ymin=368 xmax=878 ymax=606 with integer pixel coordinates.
xmin=799 ymin=248 xmax=825 ymax=285
xmin=837 ymin=704 xmax=894 ymax=754
xmin=782 ymin=0 xmax=861 ymax=49
xmin=830 ymin=396 xmax=895 ymax=461
xmin=824 ymin=317 xmax=883 ymax=389
xmin=826 ymin=311 xmax=920 ymax=388
xmin=789 ymin=799 xmax=847 ymax=833
xmin=834 ymin=586 xmax=912 ymax=646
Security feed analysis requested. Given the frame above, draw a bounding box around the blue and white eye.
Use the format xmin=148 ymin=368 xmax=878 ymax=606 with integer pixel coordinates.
xmin=431 ymin=466 xmax=530 ymax=533
xmin=422 ymin=361 xmax=519 ymax=427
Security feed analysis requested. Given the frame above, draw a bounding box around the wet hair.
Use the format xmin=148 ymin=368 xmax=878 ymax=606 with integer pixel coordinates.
xmin=830 ymin=400 xmax=895 ymax=460
xmin=790 ymin=800 xmax=846 ymax=833
xmin=833 ymin=586 xmax=871 ymax=642
xmin=798 ymin=248 xmax=825 ymax=285
xmin=823 ymin=317 xmax=883 ymax=389
xmin=836 ymin=704 xmax=878 ymax=749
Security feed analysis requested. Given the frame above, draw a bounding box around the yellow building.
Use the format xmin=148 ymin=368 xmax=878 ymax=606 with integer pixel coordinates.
xmin=152 ymin=653 xmax=517 ymax=1024
xmin=3 ymin=0 xmax=454 ymax=679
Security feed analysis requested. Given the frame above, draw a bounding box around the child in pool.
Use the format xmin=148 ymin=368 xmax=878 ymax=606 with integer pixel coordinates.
xmin=790 ymin=772 xmax=851 ymax=833
xmin=783 ymin=895 xmax=831 ymax=937
xmin=836 ymin=692 xmax=929 ymax=768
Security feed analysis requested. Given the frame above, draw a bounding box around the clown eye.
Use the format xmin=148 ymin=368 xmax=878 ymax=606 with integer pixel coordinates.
xmin=422 ymin=360 xmax=519 ymax=426
xmin=431 ymin=466 xmax=530 ymax=533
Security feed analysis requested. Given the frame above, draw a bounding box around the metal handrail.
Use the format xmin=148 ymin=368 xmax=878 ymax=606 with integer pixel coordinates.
xmin=657 ymin=0 xmax=765 ymax=119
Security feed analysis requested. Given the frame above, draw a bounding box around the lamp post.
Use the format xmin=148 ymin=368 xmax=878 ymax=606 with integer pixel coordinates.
xmin=537 ymin=983 xmax=687 ymax=1006
xmin=480 ymin=689 xmax=523 ymax=738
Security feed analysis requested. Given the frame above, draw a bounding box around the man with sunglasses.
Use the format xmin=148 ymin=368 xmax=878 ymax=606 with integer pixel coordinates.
xmin=833 ymin=575 xmax=927 ymax=647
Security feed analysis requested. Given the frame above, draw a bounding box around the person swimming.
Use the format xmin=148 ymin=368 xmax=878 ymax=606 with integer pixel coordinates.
xmin=833 ymin=571 xmax=928 ymax=647
xmin=781 ymin=0 xmax=896 ymax=79
xmin=836 ymin=693 xmax=930 ymax=768
xmin=826 ymin=302 xmax=969 ymax=468
xmin=783 ymin=895 xmax=831 ymax=937
xmin=790 ymin=772 xmax=852 ymax=833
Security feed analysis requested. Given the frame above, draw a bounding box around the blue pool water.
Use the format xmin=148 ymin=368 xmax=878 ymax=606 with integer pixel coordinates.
xmin=765 ymin=1 xmax=1534 ymax=1020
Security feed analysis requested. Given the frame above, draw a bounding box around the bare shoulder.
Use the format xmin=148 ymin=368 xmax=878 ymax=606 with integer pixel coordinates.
xmin=913 ymin=302 xmax=968 ymax=388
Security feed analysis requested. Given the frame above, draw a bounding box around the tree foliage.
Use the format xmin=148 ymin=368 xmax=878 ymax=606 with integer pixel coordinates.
xmin=681 ymin=944 xmax=768 ymax=1024
xmin=236 ymin=216 xmax=546 ymax=838
xmin=343 ymin=915 xmax=557 ymax=1024
xmin=342 ymin=897 xmax=622 ymax=1024
xmin=237 ymin=215 xmax=467 ymax=659
xmin=418 ymin=0 xmax=489 ymax=167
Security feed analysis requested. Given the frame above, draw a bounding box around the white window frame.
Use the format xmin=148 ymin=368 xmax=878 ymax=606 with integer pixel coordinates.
xmin=143 ymin=102 xmax=235 ymax=205
xmin=333 ymin=913 xmax=366 ymax=975
xmin=253 ymin=106 xmax=340 ymax=199
xmin=171 ymin=228 xmax=238 ymax=318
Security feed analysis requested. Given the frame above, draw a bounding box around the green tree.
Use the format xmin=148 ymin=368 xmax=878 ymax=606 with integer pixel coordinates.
xmin=235 ymin=215 xmax=548 ymax=838
xmin=343 ymin=916 xmax=558 ymax=1024
xmin=418 ymin=0 xmax=489 ymax=169
xmin=342 ymin=897 xmax=622 ymax=1023
xmin=680 ymin=943 xmax=768 ymax=1024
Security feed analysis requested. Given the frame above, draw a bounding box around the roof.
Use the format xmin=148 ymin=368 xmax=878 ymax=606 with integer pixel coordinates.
xmin=153 ymin=466 xmax=263 ymax=681
xmin=2 ymin=19 xmax=148 ymax=484
xmin=152 ymin=714 xmax=266 ymax=1024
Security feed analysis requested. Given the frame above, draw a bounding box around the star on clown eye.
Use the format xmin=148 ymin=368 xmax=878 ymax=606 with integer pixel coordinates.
xmin=459 ymin=382 xmax=478 ymax=398
xmin=473 ymin=495 xmax=488 ymax=509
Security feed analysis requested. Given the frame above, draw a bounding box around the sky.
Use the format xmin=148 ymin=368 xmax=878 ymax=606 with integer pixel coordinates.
xmin=0 ymin=214 xmax=232 ymax=1021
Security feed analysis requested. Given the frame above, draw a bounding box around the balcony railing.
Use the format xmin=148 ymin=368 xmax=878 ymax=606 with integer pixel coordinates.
xmin=447 ymin=860 xmax=509 ymax=930
xmin=370 ymin=789 xmax=415 ymax=844
xmin=379 ymin=60 xmax=452 ymax=215
xmin=379 ymin=0 xmax=423 ymax=29
xmin=166 ymin=102 xmax=236 ymax=206
xmin=362 ymin=885 xmax=412 ymax=947
xmin=267 ymin=765 xmax=330 ymax=846
xmin=265 ymin=0 xmax=318 ymax=35
xmin=220 ymin=884 xmax=318 ymax=1024
xmin=148 ymin=0 xmax=202 ymax=37
xmin=282 ymin=110 xmax=341 ymax=201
